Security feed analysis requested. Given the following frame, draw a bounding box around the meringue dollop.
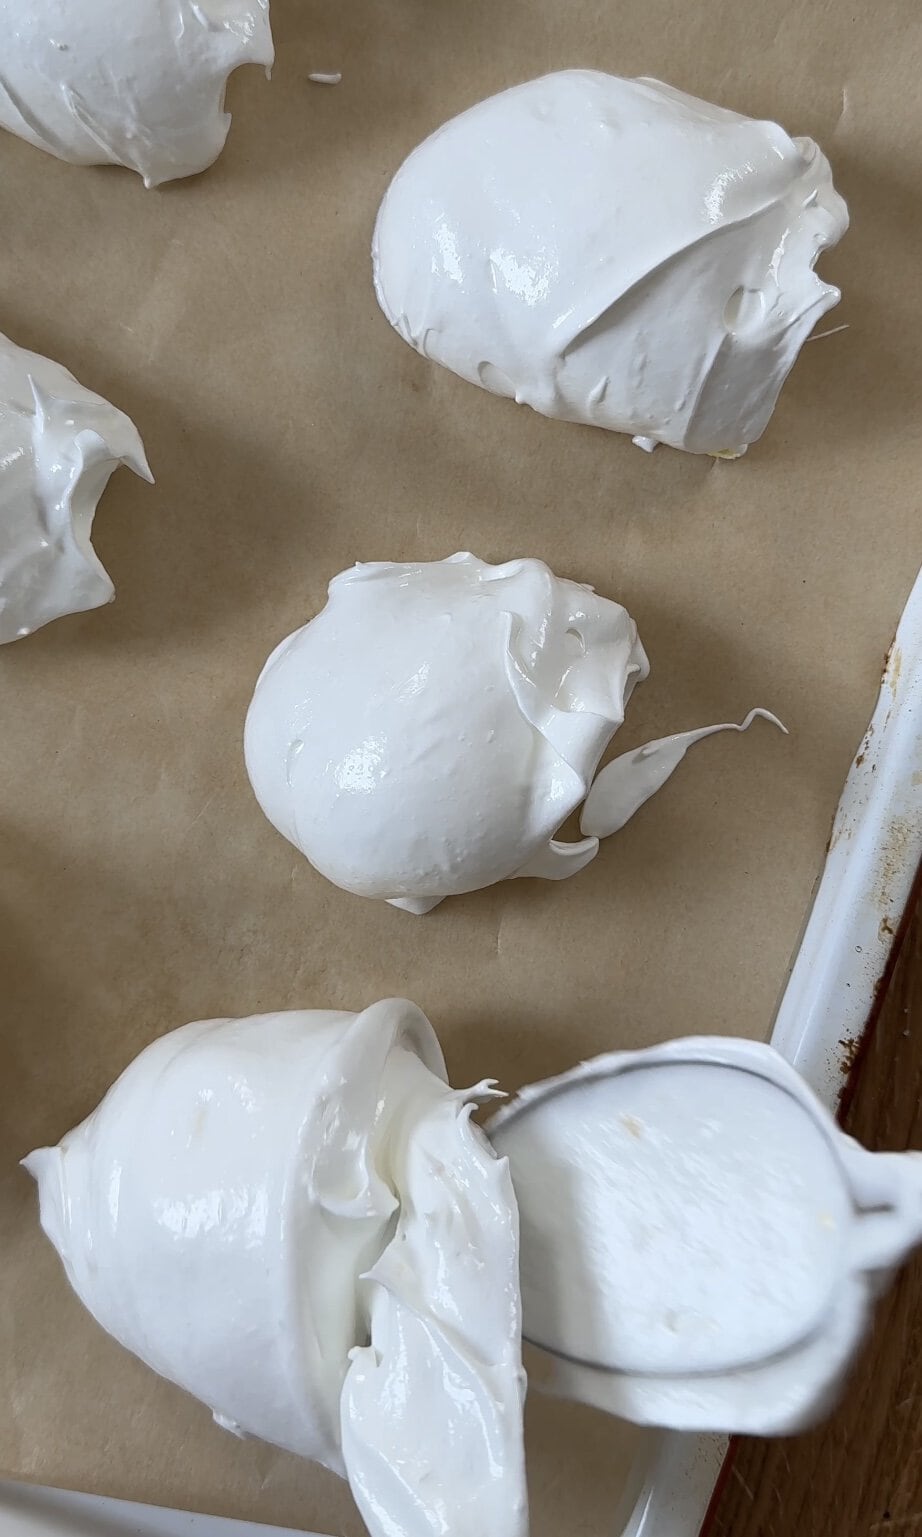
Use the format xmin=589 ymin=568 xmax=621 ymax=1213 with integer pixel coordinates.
xmin=373 ymin=70 xmax=848 ymax=456
xmin=0 ymin=332 xmax=151 ymax=644
xmin=25 ymin=999 xmax=527 ymax=1537
xmin=244 ymin=553 xmax=782 ymax=912
xmin=0 ymin=0 xmax=274 ymax=186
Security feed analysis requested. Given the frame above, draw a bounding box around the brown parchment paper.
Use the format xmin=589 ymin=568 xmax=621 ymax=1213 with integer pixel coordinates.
xmin=1 ymin=0 xmax=921 ymax=1531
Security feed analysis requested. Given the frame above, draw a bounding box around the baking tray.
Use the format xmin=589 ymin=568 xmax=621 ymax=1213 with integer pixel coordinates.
xmin=1 ymin=570 xmax=918 ymax=1537
xmin=2 ymin=0 xmax=922 ymax=1533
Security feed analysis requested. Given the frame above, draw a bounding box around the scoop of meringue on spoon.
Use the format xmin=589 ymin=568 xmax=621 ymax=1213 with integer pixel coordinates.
xmin=26 ymin=998 xmax=922 ymax=1526
xmin=0 ymin=332 xmax=151 ymax=644
xmin=244 ymin=552 xmax=783 ymax=912
xmin=373 ymin=70 xmax=848 ymax=456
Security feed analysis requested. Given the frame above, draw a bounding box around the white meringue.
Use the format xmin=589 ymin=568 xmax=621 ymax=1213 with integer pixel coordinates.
xmin=0 ymin=332 xmax=151 ymax=644
xmin=580 ymin=707 xmax=786 ymax=838
xmin=25 ymin=1000 xmax=527 ymax=1537
xmin=245 ymin=553 xmax=648 ymax=912
xmin=0 ymin=0 xmax=273 ymax=187
xmin=373 ymin=70 xmax=848 ymax=456
xmin=244 ymin=553 xmax=782 ymax=913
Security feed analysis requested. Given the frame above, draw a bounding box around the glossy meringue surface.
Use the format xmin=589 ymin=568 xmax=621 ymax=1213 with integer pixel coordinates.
xmin=26 ymin=999 xmax=527 ymax=1537
xmin=0 ymin=331 xmax=151 ymax=644
xmin=373 ymin=70 xmax=849 ymax=455
xmin=244 ymin=552 xmax=650 ymax=911
xmin=0 ymin=0 xmax=273 ymax=186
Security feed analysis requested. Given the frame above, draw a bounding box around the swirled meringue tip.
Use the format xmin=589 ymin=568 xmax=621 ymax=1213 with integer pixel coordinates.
xmin=373 ymin=70 xmax=848 ymax=456
xmin=0 ymin=0 xmax=274 ymax=187
xmin=0 ymin=332 xmax=151 ymax=643
xmin=245 ymin=553 xmax=786 ymax=911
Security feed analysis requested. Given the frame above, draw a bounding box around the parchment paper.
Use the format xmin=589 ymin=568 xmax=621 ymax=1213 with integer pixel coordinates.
xmin=1 ymin=0 xmax=921 ymax=1531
